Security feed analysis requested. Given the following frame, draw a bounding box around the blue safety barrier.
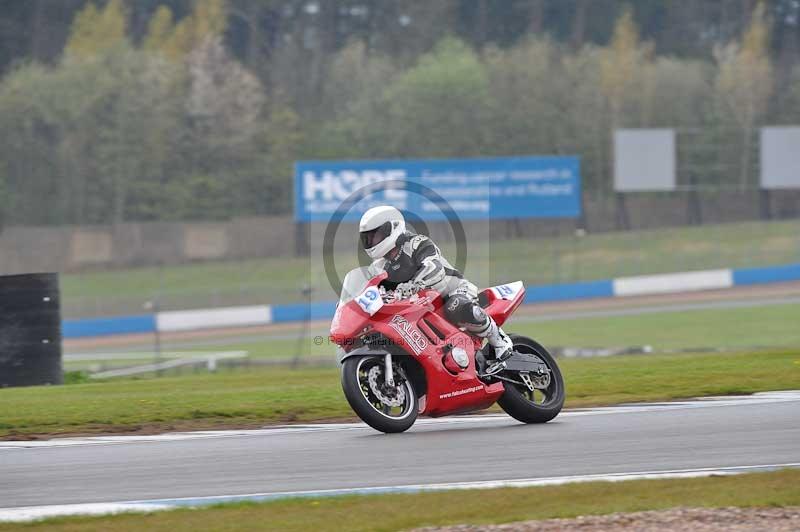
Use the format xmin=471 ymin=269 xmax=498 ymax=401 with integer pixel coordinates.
xmin=61 ymin=262 xmax=800 ymax=339
xmin=270 ymin=301 xmax=338 ymax=323
xmin=62 ymin=314 xmax=156 ymax=338
xmin=732 ymin=263 xmax=800 ymax=286
xmin=524 ymin=279 xmax=615 ymax=303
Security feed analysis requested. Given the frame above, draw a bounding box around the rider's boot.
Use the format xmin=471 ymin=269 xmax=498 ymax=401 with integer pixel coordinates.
xmin=484 ymin=319 xmax=514 ymax=360
xmin=473 ymin=317 xmax=514 ymax=375
xmin=445 ymin=295 xmax=514 ymax=374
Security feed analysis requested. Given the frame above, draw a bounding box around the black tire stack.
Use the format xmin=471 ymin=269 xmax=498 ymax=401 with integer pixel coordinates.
xmin=0 ymin=273 xmax=62 ymax=387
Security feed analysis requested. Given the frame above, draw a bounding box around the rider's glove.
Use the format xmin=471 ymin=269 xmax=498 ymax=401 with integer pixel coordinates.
xmin=395 ymin=280 xmax=422 ymax=300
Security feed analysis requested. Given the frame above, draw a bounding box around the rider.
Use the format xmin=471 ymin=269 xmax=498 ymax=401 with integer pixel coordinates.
xmin=359 ymin=205 xmax=514 ymax=362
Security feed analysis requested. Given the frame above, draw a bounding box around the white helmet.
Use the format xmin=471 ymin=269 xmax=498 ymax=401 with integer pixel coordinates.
xmin=359 ymin=206 xmax=406 ymax=259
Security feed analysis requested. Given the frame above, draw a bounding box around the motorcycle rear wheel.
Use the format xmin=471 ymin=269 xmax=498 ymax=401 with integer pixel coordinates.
xmin=497 ymin=334 xmax=565 ymax=423
xmin=341 ymin=356 xmax=418 ymax=433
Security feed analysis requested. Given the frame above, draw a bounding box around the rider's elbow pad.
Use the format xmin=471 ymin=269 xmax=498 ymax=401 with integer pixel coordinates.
xmin=417 ymin=258 xmax=445 ymax=286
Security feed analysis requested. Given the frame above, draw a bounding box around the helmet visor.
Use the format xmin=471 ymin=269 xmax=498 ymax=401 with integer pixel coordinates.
xmin=360 ymin=221 xmax=392 ymax=250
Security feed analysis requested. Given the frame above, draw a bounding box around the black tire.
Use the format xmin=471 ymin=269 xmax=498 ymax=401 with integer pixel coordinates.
xmin=341 ymin=356 xmax=418 ymax=433
xmin=497 ymin=335 xmax=565 ymax=424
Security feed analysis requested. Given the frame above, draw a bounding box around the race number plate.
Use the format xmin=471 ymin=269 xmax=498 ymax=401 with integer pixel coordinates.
xmin=490 ymin=281 xmax=524 ymax=300
xmin=356 ymin=286 xmax=384 ymax=315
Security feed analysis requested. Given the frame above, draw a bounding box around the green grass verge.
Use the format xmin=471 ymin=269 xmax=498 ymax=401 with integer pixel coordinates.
xmin=61 ymin=219 xmax=800 ymax=315
xmin=521 ymin=302 xmax=800 ymax=350
xmin=63 ymin=302 xmax=800 ymax=374
xmin=5 ymin=350 xmax=800 ymax=439
xmin=4 ymin=470 xmax=799 ymax=531
xmin=227 ymin=300 xmax=800 ymax=354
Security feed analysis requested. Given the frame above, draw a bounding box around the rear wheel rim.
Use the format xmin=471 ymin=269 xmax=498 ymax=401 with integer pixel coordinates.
xmin=355 ymin=357 xmax=415 ymax=420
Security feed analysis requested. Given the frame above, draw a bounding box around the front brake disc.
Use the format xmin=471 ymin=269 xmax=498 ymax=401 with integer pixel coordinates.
xmin=367 ymin=365 xmax=405 ymax=407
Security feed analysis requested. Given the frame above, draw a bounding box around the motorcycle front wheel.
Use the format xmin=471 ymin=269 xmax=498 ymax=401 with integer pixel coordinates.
xmin=497 ymin=334 xmax=565 ymax=424
xmin=341 ymin=356 xmax=418 ymax=433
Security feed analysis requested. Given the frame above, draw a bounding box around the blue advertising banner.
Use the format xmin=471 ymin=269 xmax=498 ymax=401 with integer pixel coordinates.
xmin=294 ymin=156 xmax=581 ymax=222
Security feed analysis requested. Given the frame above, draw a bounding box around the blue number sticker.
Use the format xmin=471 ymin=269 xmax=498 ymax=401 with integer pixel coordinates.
xmin=491 ymin=281 xmax=523 ymax=300
xmin=356 ymin=286 xmax=384 ymax=315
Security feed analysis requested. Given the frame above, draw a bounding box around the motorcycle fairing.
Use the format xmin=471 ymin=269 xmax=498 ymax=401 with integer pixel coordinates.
xmin=331 ymin=270 xmax=514 ymax=418
xmin=358 ymin=291 xmax=504 ymax=417
xmin=479 ymin=281 xmax=526 ymax=327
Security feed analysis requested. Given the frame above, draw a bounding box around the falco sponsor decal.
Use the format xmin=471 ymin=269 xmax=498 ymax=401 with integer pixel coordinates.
xmin=388 ymin=315 xmax=428 ymax=355
xmin=439 ymin=385 xmax=483 ymax=400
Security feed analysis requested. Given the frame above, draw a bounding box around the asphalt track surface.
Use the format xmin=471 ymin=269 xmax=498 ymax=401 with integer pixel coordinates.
xmin=7 ymin=283 xmax=797 ymax=520
xmin=3 ymin=392 xmax=799 ymax=510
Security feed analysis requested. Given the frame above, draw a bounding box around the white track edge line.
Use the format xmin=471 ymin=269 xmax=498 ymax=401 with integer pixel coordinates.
xmin=2 ymin=391 xmax=799 ymax=449
xmin=1 ymin=463 xmax=798 ymax=523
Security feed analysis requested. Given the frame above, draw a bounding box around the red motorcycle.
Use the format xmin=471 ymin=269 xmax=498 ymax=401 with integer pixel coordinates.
xmin=331 ymin=268 xmax=565 ymax=433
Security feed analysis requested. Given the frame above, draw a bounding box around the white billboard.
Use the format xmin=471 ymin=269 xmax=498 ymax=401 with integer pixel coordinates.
xmin=614 ymin=129 xmax=676 ymax=192
xmin=761 ymin=127 xmax=800 ymax=189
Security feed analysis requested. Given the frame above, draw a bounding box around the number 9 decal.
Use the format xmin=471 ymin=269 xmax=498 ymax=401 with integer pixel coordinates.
xmin=356 ymin=286 xmax=384 ymax=315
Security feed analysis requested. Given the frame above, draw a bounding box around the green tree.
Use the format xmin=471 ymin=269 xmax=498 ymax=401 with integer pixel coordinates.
xmin=376 ymin=37 xmax=492 ymax=157
xmin=164 ymin=0 xmax=228 ymax=59
xmin=319 ymin=41 xmax=396 ymax=121
xmin=483 ymin=38 xmax=562 ymax=156
xmin=142 ymin=5 xmax=175 ymax=54
xmin=159 ymin=36 xmax=267 ymax=219
xmin=233 ymin=101 xmax=304 ymax=216
xmin=64 ymin=0 xmax=128 ymax=58
xmin=599 ymin=8 xmax=653 ymax=128
xmin=183 ymin=37 xmax=265 ymax=163
xmin=714 ymin=1 xmax=773 ymax=187
xmin=781 ymin=68 xmax=800 ymax=124
xmin=0 ymin=44 xmax=184 ymax=225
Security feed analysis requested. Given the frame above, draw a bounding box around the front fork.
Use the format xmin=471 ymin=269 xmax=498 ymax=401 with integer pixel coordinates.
xmin=384 ymin=353 xmax=395 ymax=387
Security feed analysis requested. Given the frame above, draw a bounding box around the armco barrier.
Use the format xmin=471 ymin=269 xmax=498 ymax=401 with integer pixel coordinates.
xmin=61 ymin=262 xmax=800 ymax=339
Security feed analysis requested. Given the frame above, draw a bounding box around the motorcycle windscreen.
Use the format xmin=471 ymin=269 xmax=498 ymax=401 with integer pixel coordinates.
xmin=338 ymin=267 xmax=373 ymax=304
xmin=332 ymin=267 xmax=376 ymax=350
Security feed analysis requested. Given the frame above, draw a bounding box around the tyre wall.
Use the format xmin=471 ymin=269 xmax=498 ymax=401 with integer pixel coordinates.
xmin=0 ymin=273 xmax=63 ymax=387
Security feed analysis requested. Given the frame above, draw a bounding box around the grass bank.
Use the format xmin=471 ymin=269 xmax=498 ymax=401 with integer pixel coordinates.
xmin=63 ymin=302 xmax=800 ymax=373
xmin=3 ymin=469 xmax=799 ymax=531
xmin=5 ymin=350 xmax=800 ymax=439
xmin=62 ymin=219 xmax=800 ymax=316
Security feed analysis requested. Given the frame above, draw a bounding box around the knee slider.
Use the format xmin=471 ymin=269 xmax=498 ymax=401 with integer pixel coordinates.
xmin=445 ymin=294 xmax=486 ymax=326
